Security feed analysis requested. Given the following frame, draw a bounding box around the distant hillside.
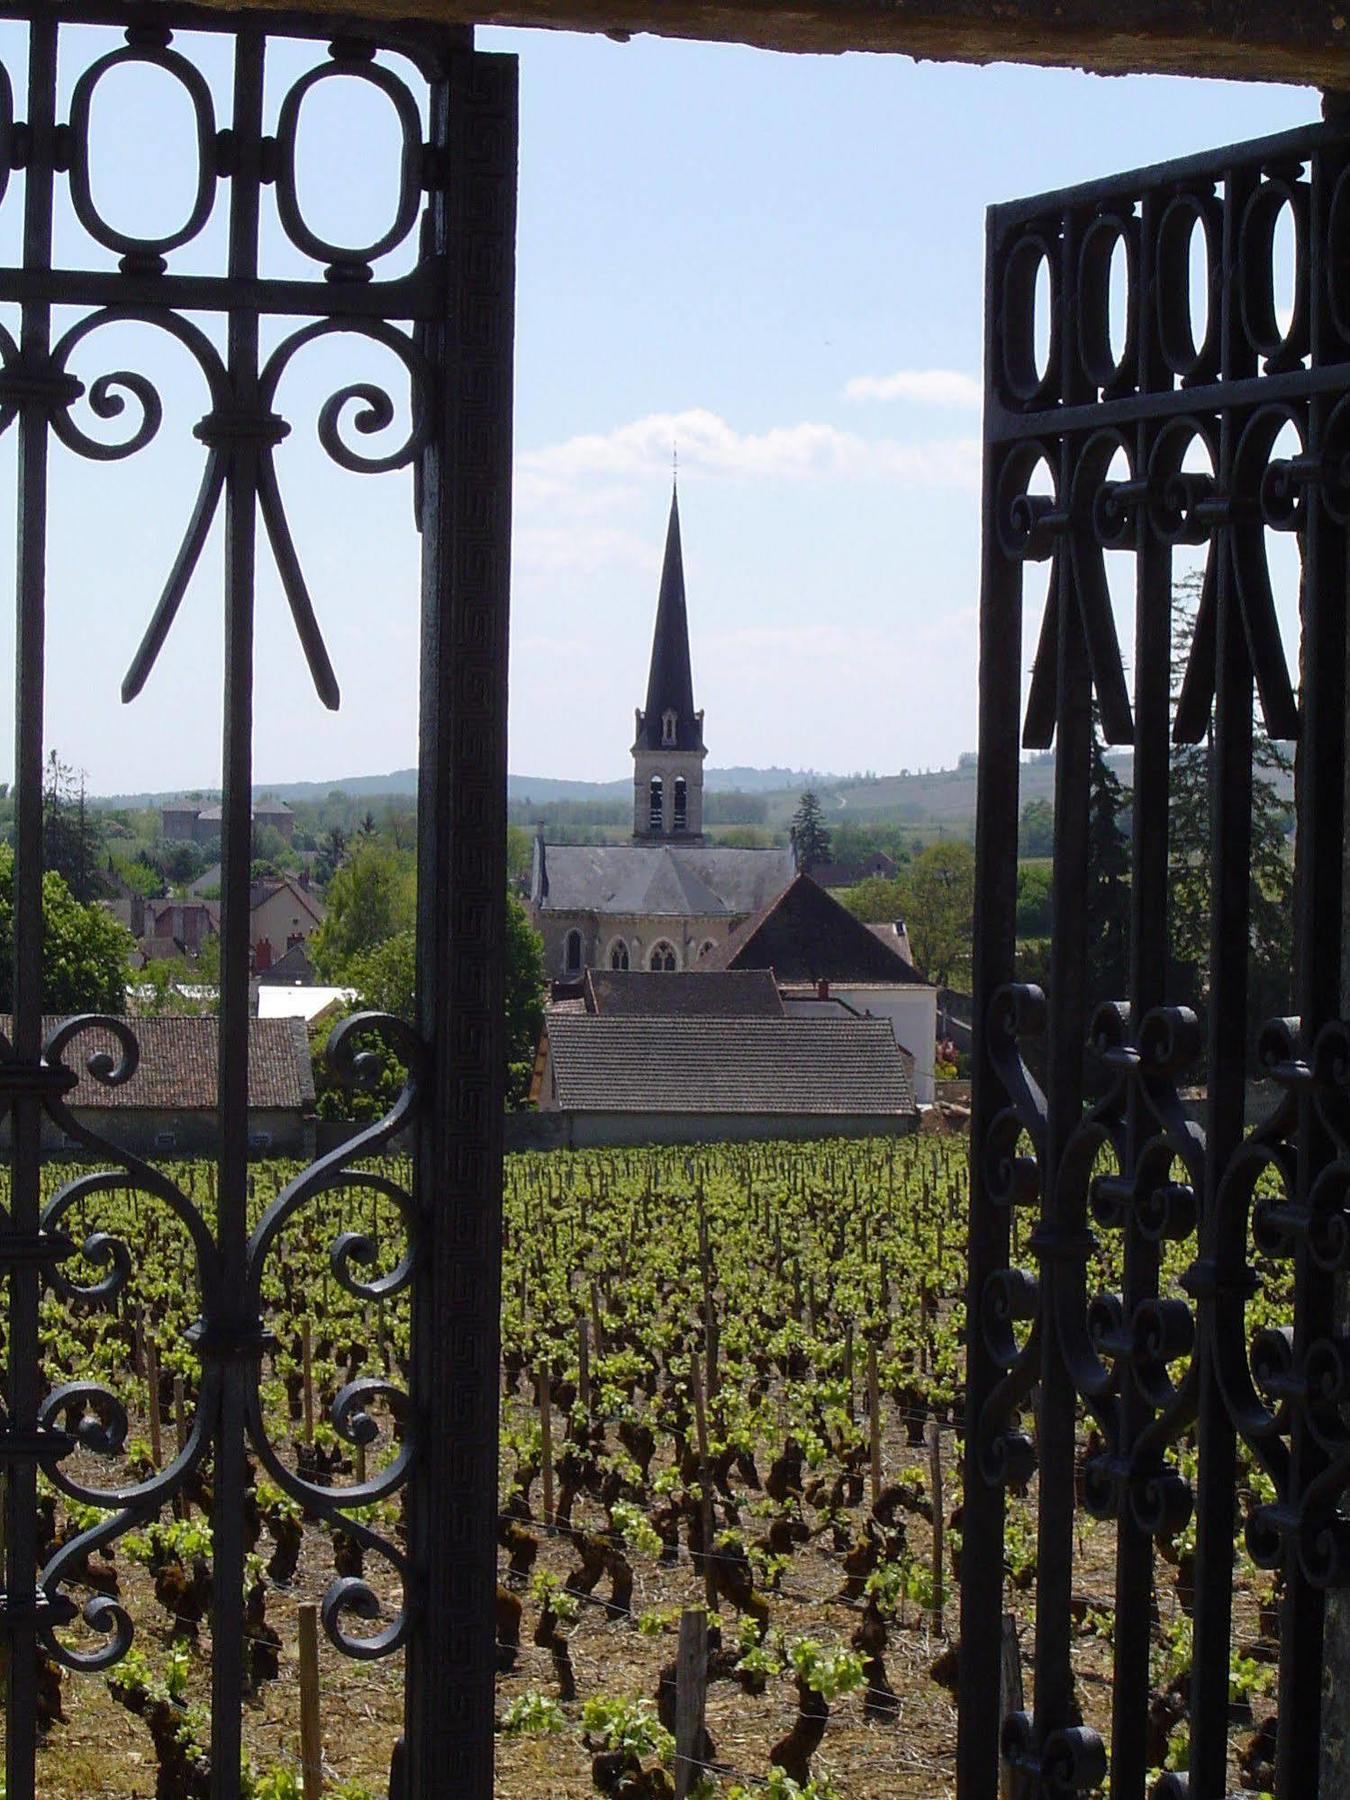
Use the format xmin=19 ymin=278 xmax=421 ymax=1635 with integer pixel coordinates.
xmin=92 ymin=765 xmax=844 ymax=810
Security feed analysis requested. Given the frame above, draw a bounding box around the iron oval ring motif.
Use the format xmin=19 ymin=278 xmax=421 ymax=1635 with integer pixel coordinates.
xmin=273 ymin=51 xmax=424 ymax=279
xmin=1154 ymin=188 xmax=1222 ymax=384
xmin=998 ymin=226 xmax=1060 ymax=410
xmin=1077 ymin=209 xmax=1138 ymax=398
xmin=65 ymin=34 xmax=219 ymax=269
xmin=1238 ymin=170 xmax=1311 ymax=374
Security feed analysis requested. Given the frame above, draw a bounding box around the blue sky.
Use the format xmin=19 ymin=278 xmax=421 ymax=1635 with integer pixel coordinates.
xmin=0 ymin=22 xmax=1316 ymax=793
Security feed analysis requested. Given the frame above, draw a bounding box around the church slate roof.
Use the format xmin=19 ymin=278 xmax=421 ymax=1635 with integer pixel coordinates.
xmin=532 ymin=843 xmax=796 ymax=917
xmin=700 ymin=873 xmax=933 ymax=984
xmin=544 ymin=1015 xmax=914 ymax=1115
xmin=583 ymin=968 xmax=784 ymax=1018
xmin=635 ymin=485 xmax=704 ymax=754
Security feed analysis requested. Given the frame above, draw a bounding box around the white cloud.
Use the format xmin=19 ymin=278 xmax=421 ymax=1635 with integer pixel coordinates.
xmin=513 ymin=525 xmax=658 ymax=579
xmin=843 ymin=368 xmax=983 ymax=409
xmin=517 ymin=406 xmax=979 ymax=492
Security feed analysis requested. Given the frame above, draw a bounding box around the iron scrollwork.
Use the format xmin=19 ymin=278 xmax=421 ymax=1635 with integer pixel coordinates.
xmin=0 ymin=12 xmax=516 ymax=1800
xmin=963 ymin=111 xmax=1350 ymax=1800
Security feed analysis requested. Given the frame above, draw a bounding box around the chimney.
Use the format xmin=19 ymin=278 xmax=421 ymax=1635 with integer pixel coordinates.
xmin=817 ymin=978 xmax=829 ymax=1001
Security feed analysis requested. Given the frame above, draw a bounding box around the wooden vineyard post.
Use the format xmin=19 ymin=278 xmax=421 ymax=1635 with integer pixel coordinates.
xmin=299 ymin=1601 xmax=323 ymax=1798
xmin=929 ymin=1417 xmax=945 ymax=1638
xmin=674 ymin=1607 xmax=708 ymax=1800
xmin=999 ymin=1613 xmax=1023 ymax=1800
xmin=867 ymin=1338 xmax=882 ymax=1512
xmin=689 ymin=1352 xmax=717 ymax=1613
xmin=538 ymin=1366 xmax=555 ymax=1529
xmin=173 ymin=1374 xmax=188 ymax=1518
xmin=145 ymin=1337 xmax=162 ymax=1469
xmin=577 ymin=1314 xmax=591 ymax=1416
xmin=844 ymin=1319 xmax=855 ymax=1422
xmin=301 ymin=1319 xmax=315 ymax=1446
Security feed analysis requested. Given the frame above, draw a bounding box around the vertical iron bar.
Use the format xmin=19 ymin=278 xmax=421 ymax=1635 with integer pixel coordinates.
xmin=1273 ymin=140 xmax=1342 ymax=1798
xmin=5 ymin=20 xmax=57 ymax=1800
xmin=210 ymin=27 xmax=265 ymax=1797
xmin=1110 ymin=188 xmax=1169 ymax=1800
xmin=1187 ymin=157 xmax=1258 ymax=1798
xmin=1032 ymin=201 xmax=1092 ymax=1751
xmin=405 ymin=41 xmax=516 ymax=1800
xmin=956 ymin=206 xmax=1019 ymax=1800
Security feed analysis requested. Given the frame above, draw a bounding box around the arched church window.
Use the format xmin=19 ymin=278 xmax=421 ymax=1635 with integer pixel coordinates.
xmin=649 ymin=775 xmax=663 ymax=831
xmin=649 ymin=941 xmax=678 ymax=972
xmin=697 ymin=940 xmax=716 ymax=963
xmin=564 ymin=929 xmax=582 ymax=974
xmin=609 ymin=939 xmax=630 ymax=971
xmin=673 ymin=776 xmax=688 ymax=832
xmin=662 ymin=709 xmax=677 ymax=747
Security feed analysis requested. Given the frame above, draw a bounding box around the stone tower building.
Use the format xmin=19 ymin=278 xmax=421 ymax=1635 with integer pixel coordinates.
xmin=631 ymin=485 xmax=706 ymax=843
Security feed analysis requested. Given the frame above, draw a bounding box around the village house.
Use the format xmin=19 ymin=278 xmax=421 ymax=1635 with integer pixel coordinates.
xmin=0 ymin=1016 xmax=316 ymax=1158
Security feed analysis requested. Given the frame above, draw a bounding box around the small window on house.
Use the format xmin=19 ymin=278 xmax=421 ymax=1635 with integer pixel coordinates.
xmin=154 ymin=1130 xmax=179 ymax=1151
xmin=564 ymin=928 xmax=583 ymax=974
xmin=649 ymin=941 xmax=677 ymax=972
xmin=673 ymin=776 xmax=688 ymax=832
xmin=649 ymin=775 xmax=663 ymax=831
xmin=662 ymin=709 xmax=677 ymax=747
xmin=610 ymin=940 xmax=630 ymax=970
xmin=249 ymin=1131 xmax=274 ymax=1153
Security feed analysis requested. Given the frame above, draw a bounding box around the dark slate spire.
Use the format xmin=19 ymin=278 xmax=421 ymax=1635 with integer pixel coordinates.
xmin=637 ymin=484 xmax=703 ymax=752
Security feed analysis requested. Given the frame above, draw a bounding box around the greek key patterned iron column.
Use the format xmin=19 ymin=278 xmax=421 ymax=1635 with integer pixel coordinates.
xmin=963 ymin=117 xmax=1350 ymax=1799
xmin=0 ymin=10 xmax=516 ymax=1798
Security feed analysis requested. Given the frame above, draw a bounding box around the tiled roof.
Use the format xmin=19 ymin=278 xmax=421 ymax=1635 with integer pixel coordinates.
xmin=9 ymin=1016 xmax=315 ymax=1111
xmin=256 ymin=941 xmax=316 ymax=984
xmin=533 ymin=843 xmax=796 ymax=916
xmin=584 ymin=968 xmax=784 ymax=1019
xmin=700 ymin=874 xmax=931 ymax=985
xmin=544 ymin=1015 xmax=914 ymax=1115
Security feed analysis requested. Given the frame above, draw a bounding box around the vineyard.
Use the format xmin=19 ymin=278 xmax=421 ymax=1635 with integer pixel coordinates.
xmin=11 ymin=1131 xmax=1291 ymax=1798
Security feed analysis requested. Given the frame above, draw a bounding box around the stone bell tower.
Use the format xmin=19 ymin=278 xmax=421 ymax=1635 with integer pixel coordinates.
xmin=632 ymin=483 xmax=706 ymax=843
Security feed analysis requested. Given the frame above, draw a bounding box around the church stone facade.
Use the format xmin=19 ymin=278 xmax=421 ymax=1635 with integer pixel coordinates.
xmin=528 ymin=488 xmax=795 ymax=977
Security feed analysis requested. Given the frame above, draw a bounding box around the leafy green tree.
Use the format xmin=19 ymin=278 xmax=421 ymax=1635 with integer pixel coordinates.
xmin=791 ymin=791 xmax=833 ymax=873
xmin=342 ymin=929 xmax=415 ymax=1022
xmin=1015 ymin=862 xmax=1053 ymax=936
xmin=313 ymin=825 xmax=348 ymax=889
xmin=310 ymin=841 xmax=414 ymax=978
xmin=0 ymin=843 xmax=132 ymax=1012
xmin=906 ymin=840 xmax=975 ymax=988
xmin=504 ymin=893 xmax=546 ymax=1108
xmin=1018 ymin=797 xmax=1055 ymax=858
xmin=839 ymin=875 xmax=910 ymax=925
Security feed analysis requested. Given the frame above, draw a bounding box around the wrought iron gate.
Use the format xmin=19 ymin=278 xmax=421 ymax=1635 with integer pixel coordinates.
xmin=962 ymin=117 xmax=1350 ymax=1798
xmin=0 ymin=8 xmax=515 ymax=1797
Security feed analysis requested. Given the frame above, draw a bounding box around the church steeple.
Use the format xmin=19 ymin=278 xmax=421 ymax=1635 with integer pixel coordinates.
xmin=636 ymin=484 xmax=704 ymax=755
xmin=632 ymin=483 xmax=707 ymax=842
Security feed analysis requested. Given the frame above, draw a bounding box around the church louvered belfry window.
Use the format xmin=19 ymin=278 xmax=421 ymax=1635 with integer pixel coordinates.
xmin=674 ymin=775 xmax=688 ymax=831
xmin=649 ymin=774 xmax=664 ymax=831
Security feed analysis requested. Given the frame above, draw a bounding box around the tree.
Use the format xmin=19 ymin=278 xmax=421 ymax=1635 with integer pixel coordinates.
xmin=309 ymin=840 xmax=415 ymax=977
xmin=1018 ymin=797 xmax=1055 ymax=858
xmin=504 ymin=893 xmax=546 ymax=1108
xmin=0 ymin=843 xmax=132 ymax=1013
xmin=1086 ymin=716 xmax=1131 ymax=1000
xmin=43 ymin=750 xmax=102 ymax=902
xmin=791 ymin=791 xmax=833 ymax=873
xmin=1015 ymin=862 xmax=1053 ymax=936
xmin=839 ymin=875 xmax=910 ymax=925
xmin=1167 ymin=572 xmax=1294 ymax=1025
xmin=906 ymin=840 xmax=975 ymax=989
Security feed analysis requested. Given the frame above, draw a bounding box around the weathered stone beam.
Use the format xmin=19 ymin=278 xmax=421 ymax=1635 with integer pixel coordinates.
xmin=179 ymin=0 xmax=1350 ymax=87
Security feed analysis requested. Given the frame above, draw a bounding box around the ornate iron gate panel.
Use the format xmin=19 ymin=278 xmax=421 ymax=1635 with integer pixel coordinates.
xmin=962 ymin=118 xmax=1350 ymax=1798
xmin=0 ymin=8 xmax=515 ymax=1798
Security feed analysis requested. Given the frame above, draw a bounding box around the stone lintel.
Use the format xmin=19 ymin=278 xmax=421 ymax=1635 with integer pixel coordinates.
xmin=166 ymin=0 xmax=1350 ymax=88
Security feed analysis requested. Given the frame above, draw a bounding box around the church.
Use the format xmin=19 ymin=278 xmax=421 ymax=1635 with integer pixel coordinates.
xmin=527 ymin=488 xmax=796 ymax=977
